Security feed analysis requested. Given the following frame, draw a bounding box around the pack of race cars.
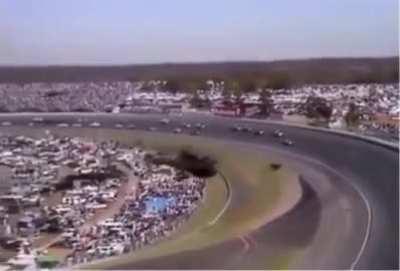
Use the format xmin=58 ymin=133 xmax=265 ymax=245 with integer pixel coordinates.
xmin=230 ymin=125 xmax=294 ymax=146
xmin=1 ymin=116 xmax=294 ymax=146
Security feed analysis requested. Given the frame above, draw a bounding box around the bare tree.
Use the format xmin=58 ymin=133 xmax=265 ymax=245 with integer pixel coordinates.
xmin=258 ymin=89 xmax=273 ymax=116
xmin=303 ymin=96 xmax=333 ymax=121
xmin=345 ymin=103 xmax=362 ymax=127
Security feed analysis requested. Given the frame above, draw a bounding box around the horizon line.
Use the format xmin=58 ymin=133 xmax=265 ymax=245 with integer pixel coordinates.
xmin=0 ymin=55 xmax=398 ymax=68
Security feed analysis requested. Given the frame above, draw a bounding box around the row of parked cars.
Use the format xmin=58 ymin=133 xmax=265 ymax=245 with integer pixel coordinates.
xmin=230 ymin=125 xmax=294 ymax=146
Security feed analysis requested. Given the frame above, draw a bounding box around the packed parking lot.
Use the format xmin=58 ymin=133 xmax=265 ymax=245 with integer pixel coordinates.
xmin=0 ymin=131 xmax=205 ymax=268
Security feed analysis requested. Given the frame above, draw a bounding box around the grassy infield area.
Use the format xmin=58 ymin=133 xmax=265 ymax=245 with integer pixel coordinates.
xmin=2 ymin=127 xmax=301 ymax=269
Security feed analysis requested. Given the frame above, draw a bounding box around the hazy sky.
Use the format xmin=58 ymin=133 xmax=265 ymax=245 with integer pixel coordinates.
xmin=0 ymin=0 xmax=398 ymax=65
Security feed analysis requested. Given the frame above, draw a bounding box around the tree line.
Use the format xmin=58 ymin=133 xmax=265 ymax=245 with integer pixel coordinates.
xmin=0 ymin=57 xmax=397 ymax=84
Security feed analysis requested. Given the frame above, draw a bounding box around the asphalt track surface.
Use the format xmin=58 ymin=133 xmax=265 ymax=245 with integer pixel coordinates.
xmin=0 ymin=113 xmax=398 ymax=270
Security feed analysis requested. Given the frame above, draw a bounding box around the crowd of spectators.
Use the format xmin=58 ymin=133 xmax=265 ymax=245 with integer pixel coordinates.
xmin=205 ymin=83 xmax=399 ymax=140
xmin=271 ymin=84 xmax=399 ymax=139
xmin=0 ymin=82 xmax=140 ymax=113
xmin=63 ymin=165 xmax=204 ymax=266
xmin=0 ymin=81 xmax=397 ymax=140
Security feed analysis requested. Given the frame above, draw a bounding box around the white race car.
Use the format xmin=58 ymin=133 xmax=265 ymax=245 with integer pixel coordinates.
xmin=89 ymin=122 xmax=101 ymax=127
xmin=160 ymin=118 xmax=170 ymax=125
xmin=32 ymin=117 xmax=44 ymax=122
xmin=282 ymin=139 xmax=294 ymax=146
xmin=173 ymin=128 xmax=182 ymax=134
xmin=273 ymin=129 xmax=284 ymax=138
xmin=1 ymin=121 xmax=12 ymax=126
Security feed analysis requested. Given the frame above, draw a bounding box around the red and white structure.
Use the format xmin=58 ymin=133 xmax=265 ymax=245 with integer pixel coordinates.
xmin=212 ymin=102 xmax=261 ymax=117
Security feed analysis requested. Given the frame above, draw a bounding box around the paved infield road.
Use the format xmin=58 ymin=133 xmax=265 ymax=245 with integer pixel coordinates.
xmin=0 ymin=113 xmax=398 ymax=269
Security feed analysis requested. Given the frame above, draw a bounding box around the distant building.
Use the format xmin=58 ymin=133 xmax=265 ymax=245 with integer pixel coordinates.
xmin=211 ymin=102 xmax=260 ymax=117
xmin=374 ymin=113 xmax=400 ymax=127
xmin=158 ymin=103 xmax=183 ymax=114
xmin=211 ymin=104 xmax=240 ymax=117
xmin=239 ymin=102 xmax=261 ymax=117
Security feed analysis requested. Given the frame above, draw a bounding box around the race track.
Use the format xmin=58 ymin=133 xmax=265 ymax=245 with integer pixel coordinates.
xmin=0 ymin=113 xmax=398 ymax=270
